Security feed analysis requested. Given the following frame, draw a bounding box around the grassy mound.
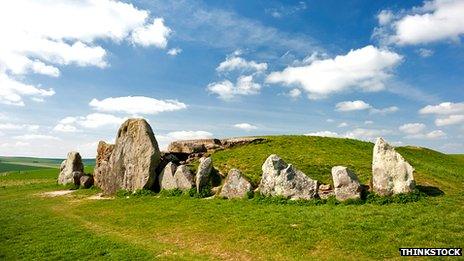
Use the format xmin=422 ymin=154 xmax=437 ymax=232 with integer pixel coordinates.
xmin=0 ymin=136 xmax=462 ymax=260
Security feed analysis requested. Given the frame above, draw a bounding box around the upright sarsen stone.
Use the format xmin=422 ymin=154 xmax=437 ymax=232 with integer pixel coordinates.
xmin=94 ymin=119 xmax=161 ymax=195
xmin=196 ymin=156 xmax=212 ymax=192
xmin=58 ymin=151 xmax=84 ymax=185
xmin=219 ymin=169 xmax=252 ymax=199
xmin=331 ymin=166 xmax=362 ymax=201
xmin=372 ymin=137 xmax=415 ymax=196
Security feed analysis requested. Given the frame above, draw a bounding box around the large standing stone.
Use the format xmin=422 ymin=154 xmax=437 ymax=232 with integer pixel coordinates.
xmin=94 ymin=119 xmax=161 ymax=195
xmin=196 ymin=157 xmax=213 ymax=192
xmin=331 ymin=166 xmax=362 ymax=201
xmin=219 ymin=169 xmax=252 ymax=199
xmin=258 ymin=154 xmax=318 ymax=200
xmin=372 ymin=137 xmax=415 ymax=196
xmin=174 ymin=165 xmax=195 ymax=190
xmin=58 ymin=151 xmax=84 ymax=185
xmin=159 ymin=162 xmax=178 ymax=190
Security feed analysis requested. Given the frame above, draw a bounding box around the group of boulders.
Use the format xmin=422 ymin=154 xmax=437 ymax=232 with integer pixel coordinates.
xmin=57 ymin=151 xmax=94 ymax=188
xmin=57 ymin=118 xmax=416 ymax=202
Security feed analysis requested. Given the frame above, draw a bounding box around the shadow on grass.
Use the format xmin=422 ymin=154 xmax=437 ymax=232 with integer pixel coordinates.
xmin=416 ymin=185 xmax=444 ymax=197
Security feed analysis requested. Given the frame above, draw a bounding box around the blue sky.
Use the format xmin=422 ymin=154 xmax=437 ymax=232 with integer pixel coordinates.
xmin=0 ymin=0 xmax=463 ymax=157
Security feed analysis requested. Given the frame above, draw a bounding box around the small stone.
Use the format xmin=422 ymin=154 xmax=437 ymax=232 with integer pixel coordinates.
xmin=174 ymin=165 xmax=195 ymax=190
xmin=159 ymin=162 xmax=178 ymax=190
xmin=219 ymin=169 xmax=252 ymax=199
xmin=80 ymin=175 xmax=94 ymax=189
xmin=196 ymin=157 xmax=213 ymax=192
xmin=331 ymin=166 xmax=362 ymax=201
xmin=58 ymin=151 xmax=84 ymax=185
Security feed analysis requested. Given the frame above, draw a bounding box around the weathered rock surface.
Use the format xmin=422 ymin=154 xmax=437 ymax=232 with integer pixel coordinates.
xmin=258 ymin=155 xmax=318 ymax=200
xmin=174 ymin=165 xmax=195 ymax=190
xmin=196 ymin=157 xmax=213 ymax=192
xmin=167 ymin=137 xmax=265 ymax=154
xmin=94 ymin=119 xmax=161 ymax=195
xmin=80 ymin=174 xmax=94 ymax=188
xmin=318 ymin=184 xmax=335 ymax=199
xmin=219 ymin=169 xmax=252 ymax=199
xmin=331 ymin=166 xmax=362 ymax=201
xmin=220 ymin=137 xmax=265 ymax=148
xmin=372 ymin=137 xmax=415 ymax=196
xmin=159 ymin=162 xmax=178 ymax=190
xmin=72 ymin=171 xmax=84 ymax=186
xmin=58 ymin=151 xmax=84 ymax=185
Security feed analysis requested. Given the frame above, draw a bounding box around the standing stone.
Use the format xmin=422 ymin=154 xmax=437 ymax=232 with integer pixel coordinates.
xmin=331 ymin=166 xmax=362 ymax=201
xmin=159 ymin=162 xmax=178 ymax=190
xmin=372 ymin=137 xmax=415 ymax=196
xmin=258 ymin=154 xmax=318 ymax=200
xmin=219 ymin=169 xmax=252 ymax=199
xmin=174 ymin=165 xmax=195 ymax=190
xmin=94 ymin=119 xmax=161 ymax=195
xmin=196 ymin=157 xmax=212 ymax=192
xmin=72 ymin=171 xmax=84 ymax=186
xmin=58 ymin=151 xmax=84 ymax=185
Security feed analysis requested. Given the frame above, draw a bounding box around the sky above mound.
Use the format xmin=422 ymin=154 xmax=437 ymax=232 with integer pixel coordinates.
xmin=0 ymin=0 xmax=463 ymax=157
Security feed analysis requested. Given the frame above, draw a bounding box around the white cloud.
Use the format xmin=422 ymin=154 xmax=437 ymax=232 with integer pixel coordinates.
xmin=406 ymin=130 xmax=446 ymax=140
xmin=131 ymin=18 xmax=171 ymax=48
xmin=266 ymin=45 xmax=402 ymax=99
xmin=419 ymin=102 xmax=464 ymax=115
xmin=0 ymin=123 xmax=39 ymax=132
xmin=338 ymin=122 xmax=348 ymax=128
xmin=364 ymin=120 xmax=374 ymax=125
xmin=0 ymin=74 xmax=55 ymax=106
xmin=375 ymin=0 xmax=464 ymax=45
xmin=435 ymin=114 xmax=464 ymax=126
xmin=417 ymin=48 xmax=434 ymax=57
xmin=216 ymin=55 xmax=267 ymax=73
xmin=207 ymin=75 xmax=261 ymax=100
xmin=305 ymin=131 xmax=339 ymax=138
xmin=344 ymin=128 xmax=391 ymax=141
xmin=54 ymin=113 xmax=125 ymax=131
xmin=89 ymin=96 xmax=187 ymax=115
xmin=287 ymin=88 xmax=302 ymax=98
xmin=0 ymin=0 xmax=171 ymax=106
xmin=370 ymin=106 xmax=399 ymax=114
xmin=234 ymin=123 xmax=258 ymax=131
xmin=377 ymin=10 xmax=394 ymax=26
xmin=14 ymin=134 xmax=60 ymax=141
xmin=336 ymin=100 xmax=371 ymax=111
xmin=167 ymin=48 xmax=182 ymax=56
xmin=399 ymin=123 xmax=426 ymax=134
xmin=326 ymin=119 xmax=334 ymax=123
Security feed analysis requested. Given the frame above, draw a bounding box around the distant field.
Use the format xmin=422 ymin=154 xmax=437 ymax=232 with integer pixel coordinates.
xmin=0 ymin=136 xmax=462 ymax=260
xmin=0 ymin=156 xmax=95 ymax=173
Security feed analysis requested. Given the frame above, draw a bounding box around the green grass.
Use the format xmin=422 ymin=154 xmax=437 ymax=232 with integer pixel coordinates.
xmin=0 ymin=156 xmax=95 ymax=170
xmin=0 ymin=136 xmax=463 ymax=260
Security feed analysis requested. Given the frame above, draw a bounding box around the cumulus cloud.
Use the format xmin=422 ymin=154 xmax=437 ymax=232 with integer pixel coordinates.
xmin=305 ymin=131 xmax=340 ymax=138
xmin=207 ymin=75 xmax=261 ymax=100
xmin=406 ymin=130 xmax=446 ymax=140
xmin=435 ymin=114 xmax=464 ymax=126
xmin=374 ymin=0 xmax=464 ymax=45
xmin=131 ymin=18 xmax=171 ymax=48
xmin=234 ymin=123 xmax=258 ymax=131
xmin=287 ymin=88 xmax=302 ymax=98
xmin=364 ymin=120 xmax=374 ymax=125
xmin=399 ymin=123 xmax=426 ymax=134
xmin=89 ymin=96 xmax=187 ymax=115
xmin=54 ymin=113 xmax=126 ymax=131
xmin=216 ymin=55 xmax=267 ymax=73
xmin=336 ymin=100 xmax=371 ymax=111
xmin=167 ymin=48 xmax=182 ymax=56
xmin=419 ymin=102 xmax=464 ymax=115
xmin=0 ymin=123 xmax=39 ymax=132
xmin=266 ymin=45 xmax=402 ymax=99
xmin=344 ymin=128 xmax=392 ymax=141
xmin=0 ymin=0 xmax=171 ymax=106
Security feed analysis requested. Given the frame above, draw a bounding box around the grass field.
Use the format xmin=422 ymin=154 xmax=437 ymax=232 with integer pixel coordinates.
xmin=0 ymin=136 xmax=463 ymax=260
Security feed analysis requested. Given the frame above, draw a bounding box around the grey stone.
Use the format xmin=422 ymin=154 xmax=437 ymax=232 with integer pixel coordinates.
xmin=94 ymin=119 xmax=161 ymax=195
xmin=159 ymin=162 xmax=178 ymax=190
xmin=196 ymin=157 xmax=212 ymax=192
xmin=219 ymin=169 xmax=252 ymax=199
xmin=72 ymin=171 xmax=84 ymax=186
xmin=372 ymin=137 xmax=415 ymax=196
xmin=58 ymin=151 xmax=84 ymax=185
xmin=174 ymin=165 xmax=195 ymax=190
xmin=258 ymin=154 xmax=318 ymax=200
xmin=331 ymin=166 xmax=362 ymax=201
xmin=80 ymin=174 xmax=94 ymax=188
